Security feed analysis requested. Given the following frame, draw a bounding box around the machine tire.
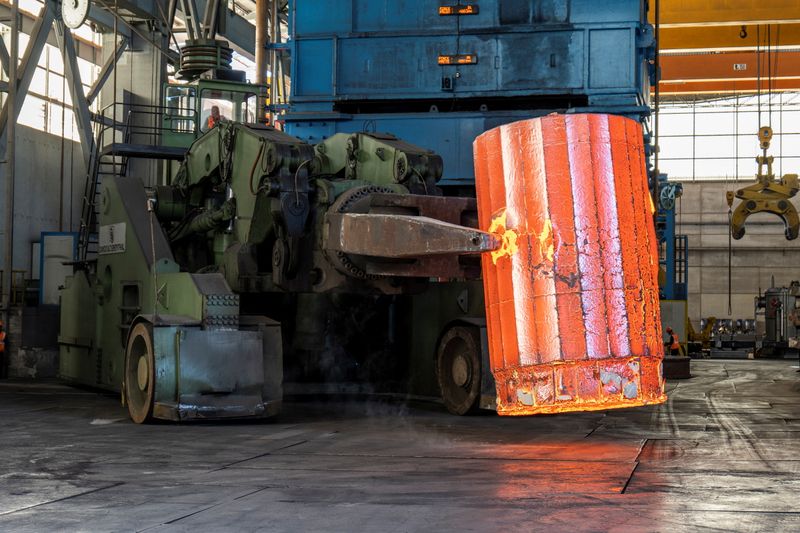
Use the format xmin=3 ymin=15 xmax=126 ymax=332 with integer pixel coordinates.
xmin=124 ymin=322 xmax=155 ymax=424
xmin=437 ymin=325 xmax=481 ymax=415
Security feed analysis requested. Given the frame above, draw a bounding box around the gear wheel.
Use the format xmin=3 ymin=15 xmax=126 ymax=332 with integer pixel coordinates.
xmin=326 ymin=185 xmax=396 ymax=279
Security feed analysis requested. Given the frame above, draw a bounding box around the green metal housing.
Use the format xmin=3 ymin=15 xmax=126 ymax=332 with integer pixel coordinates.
xmin=59 ymin=109 xmax=489 ymax=421
xmin=59 ymin=174 xmax=283 ymax=421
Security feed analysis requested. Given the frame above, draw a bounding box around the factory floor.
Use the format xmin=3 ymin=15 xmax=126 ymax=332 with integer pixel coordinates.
xmin=1 ymin=360 xmax=799 ymax=532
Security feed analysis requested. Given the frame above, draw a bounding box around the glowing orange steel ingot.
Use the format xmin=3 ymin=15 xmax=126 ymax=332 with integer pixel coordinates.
xmin=473 ymin=113 xmax=667 ymax=416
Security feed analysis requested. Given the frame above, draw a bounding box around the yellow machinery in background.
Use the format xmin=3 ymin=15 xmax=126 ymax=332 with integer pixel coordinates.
xmin=687 ymin=316 xmax=716 ymax=353
xmin=727 ymin=126 xmax=799 ymax=240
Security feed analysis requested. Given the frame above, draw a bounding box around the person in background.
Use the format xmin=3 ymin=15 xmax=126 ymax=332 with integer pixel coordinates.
xmin=0 ymin=320 xmax=6 ymax=374
xmin=665 ymin=326 xmax=681 ymax=356
xmin=206 ymin=105 xmax=226 ymax=129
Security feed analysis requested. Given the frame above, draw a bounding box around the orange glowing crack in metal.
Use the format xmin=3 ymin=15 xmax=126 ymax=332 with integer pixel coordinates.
xmin=487 ymin=208 xmax=519 ymax=264
xmin=487 ymin=209 xmax=554 ymax=265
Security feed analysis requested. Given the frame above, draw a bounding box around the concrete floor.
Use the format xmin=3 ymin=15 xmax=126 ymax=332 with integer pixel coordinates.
xmin=1 ymin=360 xmax=799 ymax=532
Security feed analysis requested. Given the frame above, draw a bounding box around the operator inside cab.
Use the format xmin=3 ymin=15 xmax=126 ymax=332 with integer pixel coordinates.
xmin=206 ymin=105 xmax=226 ymax=130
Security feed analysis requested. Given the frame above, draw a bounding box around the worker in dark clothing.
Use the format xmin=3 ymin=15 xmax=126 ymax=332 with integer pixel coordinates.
xmin=665 ymin=326 xmax=681 ymax=356
xmin=0 ymin=320 xmax=5 ymax=377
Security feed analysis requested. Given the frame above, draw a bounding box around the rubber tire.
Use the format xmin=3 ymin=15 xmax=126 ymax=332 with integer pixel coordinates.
xmin=124 ymin=322 xmax=155 ymax=424
xmin=436 ymin=326 xmax=482 ymax=416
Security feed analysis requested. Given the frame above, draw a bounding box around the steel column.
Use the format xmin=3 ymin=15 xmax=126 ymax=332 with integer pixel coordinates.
xmin=86 ymin=37 xmax=129 ymax=105
xmin=185 ymin=0 xmax=203 ymax=40
xmin=55 ymin=21 xmax=94 ymax=168
xmin=202 ymin=0 xmax=220 ymax=39
xmin=166 ymin=0 xmax=178 ymax=26
xmin=0 ymin=37 xmax=9 ymax=78
xmin=255 ymin=0 xmax=269 ymax=111
xmin=2 ymin=0 xmax=18 ymax=348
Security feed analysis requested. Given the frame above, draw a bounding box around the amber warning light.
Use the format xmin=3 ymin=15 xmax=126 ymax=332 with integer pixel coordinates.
xmin=438 ymin=54 xmax=478 ymax=65
xmin=439 ymin=4 xmax=479 ymax=15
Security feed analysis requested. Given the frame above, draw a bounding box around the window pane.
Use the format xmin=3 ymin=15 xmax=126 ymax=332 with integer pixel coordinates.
xmin=18 ymin=0 xmax=43 ymax=17
xmin=165 ymin=85 xmax=197 ymax=133
xmin=199 ymin=89 xmax=257 ymax=131
xmin=46 ymin=44 xmax=65 ymax=75
xmin=661 ymin=159 xmax=693 ymax=180
xmin=77 ymin=57 xmax=98 ymax=86
xmin=30 ymin=67 xmax=47 ymax=95
xmin=19 ymin=95 xmax=46 ymax=131
xmin=694 ymin=158 xmax=735 ymax=180
xmin=47 ymin=71 xmax=65 ymax=100
xmin=659 ymin=92 xmax=800 ymax=180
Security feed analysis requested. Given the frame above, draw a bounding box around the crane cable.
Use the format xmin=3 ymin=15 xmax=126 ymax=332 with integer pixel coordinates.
xmin=763 ymin=25 xmax=773 ymax=129
xmin=731 ymin=25 xmax=780 ymax=317
xmin=726 ymin=163 xmax=732 ymax=316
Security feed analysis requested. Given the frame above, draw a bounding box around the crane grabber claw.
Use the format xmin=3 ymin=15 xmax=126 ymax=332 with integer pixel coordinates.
xmin=727 ymin=126 xmax=800 ymax=240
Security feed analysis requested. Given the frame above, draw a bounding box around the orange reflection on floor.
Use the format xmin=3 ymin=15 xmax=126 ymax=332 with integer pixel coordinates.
xmin=474 ymin=113 xmax=667 ymax=416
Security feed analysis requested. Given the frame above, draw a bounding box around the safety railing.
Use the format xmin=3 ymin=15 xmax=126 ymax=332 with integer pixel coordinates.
xmin=78 ymin=103 xmax=197 ymax=262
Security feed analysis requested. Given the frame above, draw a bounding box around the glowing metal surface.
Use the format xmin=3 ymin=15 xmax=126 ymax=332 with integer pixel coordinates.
xmin=474 ymin=113 xmax=667 ymax=416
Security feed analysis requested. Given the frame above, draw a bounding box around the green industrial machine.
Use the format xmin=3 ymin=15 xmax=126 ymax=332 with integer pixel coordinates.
xmin=59 ymin=122 xmax=498 ymax=422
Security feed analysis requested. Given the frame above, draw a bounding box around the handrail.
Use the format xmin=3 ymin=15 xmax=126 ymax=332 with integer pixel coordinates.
xmin=95 ymin=102 xmax=198 ymax=150
xmin=77 ymin=101 xmax=199 ymax=263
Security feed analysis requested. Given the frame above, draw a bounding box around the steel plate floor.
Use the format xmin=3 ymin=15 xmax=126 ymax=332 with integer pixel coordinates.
xmin=1 ymin=360 xmax=799 ymax=532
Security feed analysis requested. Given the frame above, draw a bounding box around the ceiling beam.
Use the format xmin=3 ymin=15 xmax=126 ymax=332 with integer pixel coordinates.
xmin=660 ymin=51 xmax=800 ymax=84
xmin=658 ymin=78 xmax=800 ymax=95
xmin=89 ymin=0 xmax=256 ymax=58
xmin=650 ymin=0 xmax=800 ymax=28
xmin=660 ymin=23 xmax=800 ymax=53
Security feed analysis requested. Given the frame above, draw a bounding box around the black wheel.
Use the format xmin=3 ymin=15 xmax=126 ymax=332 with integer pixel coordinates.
xmin=437 ymin=326 xmax=481 ymax=415
xmin=124 ymin=322 xmax=155 ymax=424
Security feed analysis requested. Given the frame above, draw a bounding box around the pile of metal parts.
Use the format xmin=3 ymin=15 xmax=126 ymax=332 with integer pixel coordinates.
xmin=686 ymin=282 xmax=800 ymax=360
xmin=708 ymin=318 xmax=759 ymax=359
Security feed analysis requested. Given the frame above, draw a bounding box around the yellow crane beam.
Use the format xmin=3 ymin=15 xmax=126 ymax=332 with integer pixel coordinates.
xmin=660 ymin=23 xmax=800 ymax=53
xmin=649 ymin=0 xmax=800 ymax=28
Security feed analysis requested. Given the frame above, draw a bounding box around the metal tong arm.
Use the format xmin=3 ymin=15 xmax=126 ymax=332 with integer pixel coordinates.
xmin=325 ymin=212 xmax=500 ymax=258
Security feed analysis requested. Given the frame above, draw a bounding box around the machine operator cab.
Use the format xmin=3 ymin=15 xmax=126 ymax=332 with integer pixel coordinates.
xmin=161 ymin=78 xmax=266 ymax=149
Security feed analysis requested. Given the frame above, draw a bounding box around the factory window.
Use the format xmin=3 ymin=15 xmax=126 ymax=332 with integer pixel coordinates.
xmin=658 ymin=92 xmax=800 ymax=181
xmin=0 ymin=19 xmax=100 ymax=141
xmin=199 ymin=89 xmax=258 ymax=132
xmin=0 ymin=2 xmax=101 ymax=141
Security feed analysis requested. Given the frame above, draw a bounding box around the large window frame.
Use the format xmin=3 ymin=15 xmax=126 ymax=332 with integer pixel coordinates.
xmin=659 ymin=92 xmax=800 ymax=182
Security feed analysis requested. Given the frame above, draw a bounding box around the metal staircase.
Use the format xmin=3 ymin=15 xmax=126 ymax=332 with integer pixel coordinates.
xmin=78 ymin=110 xmax=129 ymax=262
xmin=77 ymin=103 xmax=190 ymax=263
